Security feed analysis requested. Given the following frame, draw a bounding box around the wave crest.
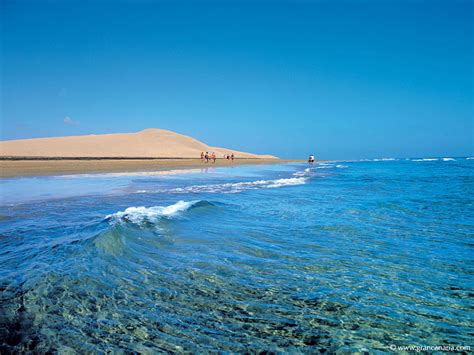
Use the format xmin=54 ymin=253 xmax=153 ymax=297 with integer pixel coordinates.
xmin=105 ymin=200 xmax=210 ymax=224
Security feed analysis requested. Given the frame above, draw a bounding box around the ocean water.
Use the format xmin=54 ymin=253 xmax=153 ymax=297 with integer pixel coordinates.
xmin=1 ymin=159 xmax=473 ymax=353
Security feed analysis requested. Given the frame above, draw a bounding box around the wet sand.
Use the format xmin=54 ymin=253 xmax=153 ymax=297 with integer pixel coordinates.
xmin=0 ymin=158 xmax=298 ymax=178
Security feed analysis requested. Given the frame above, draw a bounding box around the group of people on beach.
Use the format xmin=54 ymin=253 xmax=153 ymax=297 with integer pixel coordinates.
xmin=201 ymin=152 xmax=234 ymax=163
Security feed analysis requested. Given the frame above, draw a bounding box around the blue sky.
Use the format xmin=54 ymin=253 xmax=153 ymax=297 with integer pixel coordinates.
xmin=1 ymin=0 xmax=472 ymax=159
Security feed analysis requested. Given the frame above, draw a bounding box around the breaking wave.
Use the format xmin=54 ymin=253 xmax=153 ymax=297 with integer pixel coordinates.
xmin=105 ymin=200 xmax=211 ymax=224
xmin=92 ymin=200 xmax=214 ymax=256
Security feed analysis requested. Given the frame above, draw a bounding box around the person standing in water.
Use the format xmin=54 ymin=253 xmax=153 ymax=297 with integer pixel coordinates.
xmin=211 ymin=152 xmax=216 ymax=163
xmin=205 ymin=152 xmax=209 ymax=163
xmin=200 ymin=152 xmax=205 ymax=162
xmin=231 ymin=153 xmax=234 ymax=161
xmin=308 ymin=155 xmax=315 ymax=164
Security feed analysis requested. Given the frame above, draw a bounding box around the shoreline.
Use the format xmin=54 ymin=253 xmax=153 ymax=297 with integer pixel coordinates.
xmin=0 ymin=158 xmax=300 ymax=178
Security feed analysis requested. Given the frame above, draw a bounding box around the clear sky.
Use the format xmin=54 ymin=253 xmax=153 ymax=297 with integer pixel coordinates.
xmin=1 ymin=0 xmax=473 ymax=159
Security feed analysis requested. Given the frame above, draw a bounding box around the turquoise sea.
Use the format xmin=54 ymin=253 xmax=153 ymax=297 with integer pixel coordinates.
xmin=1 ymin=158 xmax=473 ymax=352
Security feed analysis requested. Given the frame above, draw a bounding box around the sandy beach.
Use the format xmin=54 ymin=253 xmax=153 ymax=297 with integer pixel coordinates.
xmin=0 ymin=158 xmax=297 ymax=178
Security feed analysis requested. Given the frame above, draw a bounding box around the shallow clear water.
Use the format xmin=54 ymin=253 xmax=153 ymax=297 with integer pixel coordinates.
xmin=1 ymin=159 xmax=473 ymax=352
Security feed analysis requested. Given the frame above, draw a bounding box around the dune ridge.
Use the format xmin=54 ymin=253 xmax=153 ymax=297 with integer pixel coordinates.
xmin=0 ymin=128 xmax=278 ymax=159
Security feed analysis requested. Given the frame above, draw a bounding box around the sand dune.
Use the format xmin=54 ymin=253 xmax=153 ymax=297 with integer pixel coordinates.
xmin=0 ymin=128 xmax=278 ymax=159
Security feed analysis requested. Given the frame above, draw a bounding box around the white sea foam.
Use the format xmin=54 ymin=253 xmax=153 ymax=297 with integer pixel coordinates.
xmin=266 ymin=177 xmax=307 ymax=188
xmin=106 ymin=200 xmax=202 ymax=223
xmin=412 ymin=158 xmax=438 ymax=162
xmin=315 ymin=165 xmax=335 ymax=169
xmin=292 ymin=168 xmax=313 ymax=177
xmin=312 ymin=163 xmax=348 ymax=169
xmin=442 ymin=158 xmax=455 ymax=161
xmin=467 ymin=157 xmax=474 ymax=160
xmin=373 ymin=158 xmax=396 ymax=161
xmin=166 ymin=177 xmax=308 ymax=194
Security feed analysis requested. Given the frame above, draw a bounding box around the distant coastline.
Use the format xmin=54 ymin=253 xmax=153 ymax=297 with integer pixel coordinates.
xmin=0 ymin=128 xmax=287 ymax=177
